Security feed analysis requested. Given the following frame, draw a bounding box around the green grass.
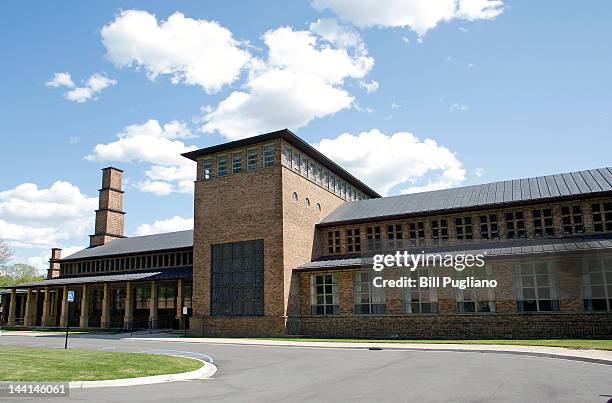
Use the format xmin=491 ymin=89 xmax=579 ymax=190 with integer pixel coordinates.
xmin=256 ymin=338 xmax=612 ymax=351
xmin=0 ymin=347 xmax=202 ymax=381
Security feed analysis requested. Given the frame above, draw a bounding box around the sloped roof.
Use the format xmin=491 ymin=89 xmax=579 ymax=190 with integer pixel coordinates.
xmin=297 ymin=233 xmax=612 ymax=271
xmin=62 ymin=230 xmax=193 ymax=261
xmin=320 ymin=167 xmax=612 ymax=225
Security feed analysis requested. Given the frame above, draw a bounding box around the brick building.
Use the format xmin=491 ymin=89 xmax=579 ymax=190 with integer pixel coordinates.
xmin=1 ymin=129 xmax=611 ymax=338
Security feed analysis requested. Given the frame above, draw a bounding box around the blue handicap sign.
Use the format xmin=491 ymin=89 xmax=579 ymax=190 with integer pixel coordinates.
xmin=67 ymin=291 xmax=75 ymax=302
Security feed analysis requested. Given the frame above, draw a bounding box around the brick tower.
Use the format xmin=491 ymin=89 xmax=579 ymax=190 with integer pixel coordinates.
xmin=89 ymin=167 xmax=125 ymax=247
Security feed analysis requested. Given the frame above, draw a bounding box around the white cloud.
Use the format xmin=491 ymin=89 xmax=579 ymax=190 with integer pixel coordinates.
xmin=359 ymin=79 xmax=379 ymax=93
xmin=459 ymin=26 xmax=469 ymax=32
xmin=135 ymin=216 xmax=193 ymax=236
xmin=15 ymin=245 xmax=84 ymax=272
xmin=314 ymin=129 xmax=466 ymax=196
xmin=0 ymin=181 xmax=97 ymax=249
xmin=200 ymin=20 xmax=374 ymax=140
xmin=474 ymin=167 xmax=484 ymax=177
xmin=86 ymin=119 xmax=196 ymax=195
xmin=101 ymin=10 xmax=250 ymax=93
xmin=311 ymin=0 xmax=504 ymax=36
xmin=68 ymin=137 xmax=80 ymax=145
xmin=449 ymin=102 xmax=469 ymax=112
xmin=46 ymin=72 xmax=74 ymax=88
xmin=401 ymin=36 xmax=411 ymax=44
xmin=390 ymin=101 xmax=401 ymax=109
xmin=47 ymin=72 xmax=116 ymax=103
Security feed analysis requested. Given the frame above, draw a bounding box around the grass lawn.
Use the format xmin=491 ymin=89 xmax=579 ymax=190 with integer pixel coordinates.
xmin=257 ymin=338 xmax=612 ymax=351
xmin=0 ymin=347 xmax=203 ymax=381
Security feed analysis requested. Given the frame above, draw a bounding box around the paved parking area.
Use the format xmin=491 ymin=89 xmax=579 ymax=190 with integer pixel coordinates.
xmin=0 ymin=333 xmax=610 ymax=402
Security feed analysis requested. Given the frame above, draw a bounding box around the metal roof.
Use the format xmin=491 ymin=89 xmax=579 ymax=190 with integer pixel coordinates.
xmin=62 ymin=230 xmax=193 ymax=261
xmin=320 ymin=167 xmax=612 ymax=225
xmin=181 ymin=128 xmax=381 ymax=198
xmin=297 ymin=234 xmax=612 ymax=271
xmin=5 ymin=267 xmax=193 ymax=289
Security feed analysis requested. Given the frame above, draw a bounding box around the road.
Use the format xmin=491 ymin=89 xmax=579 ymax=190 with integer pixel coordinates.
xmin=0 ymin=333 xmax=610 ymax=402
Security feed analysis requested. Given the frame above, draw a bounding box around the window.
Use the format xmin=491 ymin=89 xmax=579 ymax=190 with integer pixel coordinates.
xmin=387 ymin=224 xmax=403 ymax=249
xmin=135 ymin=287 xmax=150 ymax=310
xmin=513 ymin=262 xmax=560 ymax=312
xmin=561 ymin=205 xmax=584 ymax=234
xmin=403 ymin=268 xmax=438 ymax=313
xmin=455 ymin=217 xmax=473 ymax=240
xmin=284 ymin=146 xmax=291 ymax=168
xmin=505 ymin=211 xmax=526 ymax=239
xmin=316 ymin=203 xmax=321 ymax=212
xmin=533 ymin=208 xmax=554 ymax=237
xmin=456 ymin=266 xmax=496 ymax=313
xmin=309 ymin=161 xmax=315 ymax=181
xmin=592 ymin=202 xmax=612 ymax=232
xmin=366 ymin=226 xmax=382 ymax=250
xmin=346 ymin=228 xmax=361 ymax=253
xmin=331 ymin=176 xmax=336 ymax=194
xmin=479 ymin=214 xmax=498 ymax=240
xmin=203 ymin=159 xmax=213 ymax=180
xmin=304 ymin=197 xmax=310 ymax=208
xmin=408 ymin=222 xmax=425 ymax=245
xmin=311 ymin=273 xmax=339 ymax=315
xmin=232 ymin=152 xmax=243 ymax=173
xmin=301 ymin=157 xmax=308 ymax=175
xmin=323 ymin=171 xmax=329 ymax=190
xmin=354 ymin=271 xmax=386 ymax=314
xmin=293 ymin=152 xmax=300 ymax=172
xmin=292 ymin=192 xmax=298 ymax=203
xmin=263 ymin=144 xmax=275 ymax=167
xmin=342 ymin=182 xmax=347 ymax=200
xmin=247 ymin=149 xmax=259 ymax=171
xmin=431 ymin=219 xmax=448 ymax=243
xmin=327 ymin=230 xmax=341 ymax=254
xmin=217 ymin=155 xmax=228 ymax=177
xmin=581 ymin=257 xmax=612 ymax=311
xmin=316 ymin=165 xmax=322 ymax=185
xmin=210 ymin=240 xmax=264 ymax=316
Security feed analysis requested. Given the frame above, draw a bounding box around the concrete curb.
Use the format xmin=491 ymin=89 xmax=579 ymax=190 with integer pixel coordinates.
xmin=68 ymin=356 xmax=217 ymax=389
xmin=127 ymin=337 xmax=612 ymax=366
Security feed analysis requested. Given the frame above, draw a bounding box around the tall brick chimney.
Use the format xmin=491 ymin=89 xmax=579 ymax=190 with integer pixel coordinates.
xmin=47 ymin=248 xmax=61 ymax=279
xmin=89 ymin=167 xmax=126 ymax=247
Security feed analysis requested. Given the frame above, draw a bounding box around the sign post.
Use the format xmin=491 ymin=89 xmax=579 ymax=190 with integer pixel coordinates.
xmin=182 ymin=306 xmax=188 ymax=337
xmin=65 ymin=291 xmax=74 ymax=349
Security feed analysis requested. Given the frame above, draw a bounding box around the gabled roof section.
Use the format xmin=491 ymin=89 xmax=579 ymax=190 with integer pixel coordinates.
xmin=62 ymin=230 xmax=193 ymax=261
xmin=181 ymin=128 xmax=381 ymax=198
xmin=319 ymin=167 xmax=612 ymax=225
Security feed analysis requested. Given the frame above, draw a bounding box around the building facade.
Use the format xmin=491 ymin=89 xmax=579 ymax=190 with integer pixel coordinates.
xmin=1 ymin=129 xmax=611 ymax=339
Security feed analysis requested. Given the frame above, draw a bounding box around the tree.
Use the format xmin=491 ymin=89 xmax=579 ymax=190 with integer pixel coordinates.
xmin=0 ymin=239 xmax=10 ymax=267
xmin=0 ymin=264 xmax=44 ymax=287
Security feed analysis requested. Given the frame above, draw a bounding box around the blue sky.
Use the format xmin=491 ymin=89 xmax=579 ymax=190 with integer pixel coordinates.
xmin=1 ymin=0 xmax=610 ymax=270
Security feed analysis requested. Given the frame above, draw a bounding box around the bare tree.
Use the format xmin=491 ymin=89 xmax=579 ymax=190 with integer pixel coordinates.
xmin=0 ymin=238 xmax=10 ymax=267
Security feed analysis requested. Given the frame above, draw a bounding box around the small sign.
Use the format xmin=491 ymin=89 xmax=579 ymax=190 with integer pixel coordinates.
xmin=67 ymin=291 xmax=75 ymax=303
xmin=182 ymin=307 xmax=188 ymax=315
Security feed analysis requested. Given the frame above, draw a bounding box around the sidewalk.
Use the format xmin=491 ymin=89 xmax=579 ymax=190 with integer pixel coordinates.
xmin=128 ymin=336 xmax=612 ymax=365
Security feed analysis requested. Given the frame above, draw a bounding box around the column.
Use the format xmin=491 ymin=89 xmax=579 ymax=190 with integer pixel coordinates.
xmin=7 ymin=289 xmax=17 ymax=326
xmin=20 ymin=294 xmax=26 ymax=323
xmin=59 ymin=286 xmax=68 ymax=328
xmin=149 ymin=281 xmax=158 ymax=328
xmin=41 ymin=287 xmax=51 ymax=327
xmin=176 ymin=279 xmax=184 ymax=321
xmin=100 ymin=283 xmax=110 ymax=329
xmin=79 ymin=284 xmax=89 ymax=328
xmin=23 ymin=289 xmax=33 ymax=327
xmin=123 ymin=282 xmax=133 ymax=327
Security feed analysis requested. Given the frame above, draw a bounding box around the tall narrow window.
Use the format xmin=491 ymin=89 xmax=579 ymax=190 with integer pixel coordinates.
xmin=323 ymin=171 xmax=329 ymax=190
xmin=309 ymin=161 xmax=315 ymax=181
xmin=479 ymin=214 xmax=498 ymax=240
xmin=561 ymin=205 xmax=584 ymax=234
xmin=533 ymin=208 xmax=554 ymax=237
xmin=284 ymin=146 xmax=292 ymax=168
xmin=431 ymin=219 xmax=448 ymax=243
xmin=263 ymin=144 xmax=275 ymax=167
xmin=346 ymin=228 xmax=361 ymax=253
xmin=581 ymin=257 xmax=612 ymax=311
xmin=513 ymin=262 xmax=560 ymax=312
xmin=456 ymin=266 xmax=496 ymax=313
xmin=505 ymin=211 xmax=526 ymax=239
xmin=366 ymin=226 xmax=382 ymax=250
xmin=202 ymin=159 xmax=213 ymax=180
xmin=293 ymin=152 xmax=300 ymax=172
xmin=592 ymin=202 xmax=612 ymax=232
xmin=247 ymin=149 xmax=259 ymax=171
xmin=232 ymin=152 xmax=243 ymax=173
xmin=217 ymin=155 xmax=228 ymax=177
xmin=316 ymin=165 xmax=322 ymax=185
xmin=455 ymin=217 xmax=473 ymax=240
xmin=408 ymin=222 xmax=425 ymax=245
xmin=387 ymin=224 xmax=403 ymax=249
xmin=301 ymin=157 xmax=308 ymax=176
xmin=403 ymin=267 xmax=438 ymax=313
xmin=311 ymin=273 xmax=339 ymax=315
xmin=327 ymin=230 xmax=341 ymax=254
xmin=354 ymin=271 xmax=386 ymax=314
